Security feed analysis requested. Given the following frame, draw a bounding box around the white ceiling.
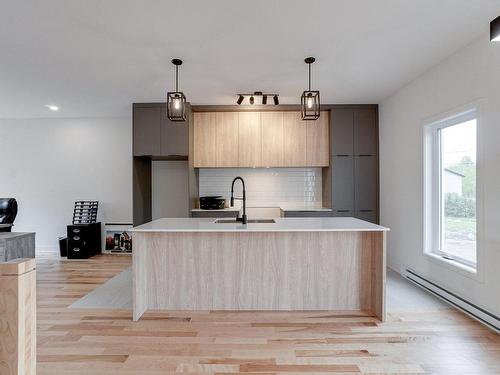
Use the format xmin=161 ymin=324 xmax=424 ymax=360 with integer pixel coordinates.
xmin=1 ymin=0 xmax=499 ymax=118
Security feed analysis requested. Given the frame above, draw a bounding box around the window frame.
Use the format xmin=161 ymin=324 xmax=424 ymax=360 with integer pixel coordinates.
xmin=424 ymin=109 xmax=478 ymax=271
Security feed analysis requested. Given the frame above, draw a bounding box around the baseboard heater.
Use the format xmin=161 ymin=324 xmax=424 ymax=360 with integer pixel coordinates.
xmin=403 ymin=268 xmax=500 ymax=332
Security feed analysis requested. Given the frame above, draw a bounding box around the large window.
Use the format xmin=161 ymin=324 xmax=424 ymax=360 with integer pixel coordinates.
xmin=424 ymin=110 xmax=477 ymax=269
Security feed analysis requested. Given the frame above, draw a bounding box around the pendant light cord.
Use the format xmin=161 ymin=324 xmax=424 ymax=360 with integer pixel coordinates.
xmin=175 ymin=65 xmax=179 ymax=92
xmin=308 ymin=63 xmax=311 ymax=91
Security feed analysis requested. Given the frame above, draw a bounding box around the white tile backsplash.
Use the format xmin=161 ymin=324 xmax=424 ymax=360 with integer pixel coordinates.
xmin=198 ymin=168 xmax=322 ymax=208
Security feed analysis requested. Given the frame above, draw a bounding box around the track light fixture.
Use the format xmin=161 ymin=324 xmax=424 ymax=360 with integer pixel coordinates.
xmin=166 ymin=59 xmax=187 ymax=122
xmin=301 ymin=57 xmax=320 ymax=120
xmin=236 ymin=92 xmax=279 ymax=105
xmin=491 ymin=15 xmax=500 ymax=42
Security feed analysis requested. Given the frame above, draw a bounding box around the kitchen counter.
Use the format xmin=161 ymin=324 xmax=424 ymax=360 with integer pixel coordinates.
xmin=133 ymin=217 xmax=388 ymax=322
xmin=132 ymin=217 xmax=387 ymax=233
xmin=191 ymin=206 xmax=332 ymax=212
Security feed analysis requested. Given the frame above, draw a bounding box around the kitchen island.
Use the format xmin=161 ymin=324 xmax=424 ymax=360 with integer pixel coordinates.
xmin=132 ymin=217 xmax=389 ymax=321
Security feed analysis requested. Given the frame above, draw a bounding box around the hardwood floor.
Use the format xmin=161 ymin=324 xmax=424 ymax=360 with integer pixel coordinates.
xmin=36 ymin=252 xmax=500 ymax=374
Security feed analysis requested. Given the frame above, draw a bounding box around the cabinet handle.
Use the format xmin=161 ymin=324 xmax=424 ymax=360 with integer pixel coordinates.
xmin=358 ymin=154 xmax=373 ymax=157
xmin=336 ymin=154 xmax=350 ymax=157
xmin=359 ymin=209 xmax=373 ymax=212
xmin=336 ymin=210 xmax=350 ymax=212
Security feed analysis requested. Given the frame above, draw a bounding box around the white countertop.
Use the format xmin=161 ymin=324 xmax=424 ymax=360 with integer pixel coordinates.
xmin=132 ymin=217 xmax=389 ymax=233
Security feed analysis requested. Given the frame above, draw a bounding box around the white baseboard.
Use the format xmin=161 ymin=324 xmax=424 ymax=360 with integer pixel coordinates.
xmin=402 ymin=268 xmax=500 ymax=332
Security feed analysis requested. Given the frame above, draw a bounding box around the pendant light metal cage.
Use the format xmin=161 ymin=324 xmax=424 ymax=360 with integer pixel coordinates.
xmin=301 ymin=57 xmax=320 ymax=120
xmin=301 ymin=90 xmax=320 ymax=120
xmin=167 ymin=59 xmax=187 ymax=122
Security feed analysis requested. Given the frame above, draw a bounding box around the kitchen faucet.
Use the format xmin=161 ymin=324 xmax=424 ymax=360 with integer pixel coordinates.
xmin=230 ymin=176 xmax=247 ymax=224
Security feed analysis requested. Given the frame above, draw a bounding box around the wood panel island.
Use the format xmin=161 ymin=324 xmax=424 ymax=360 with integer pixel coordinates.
xmin=132 ymin=217 xmax=389 ymax=321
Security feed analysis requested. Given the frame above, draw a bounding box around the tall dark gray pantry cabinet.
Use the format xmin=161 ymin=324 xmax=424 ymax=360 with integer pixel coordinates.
xmin=325 ymin=106 xmax=379 ymax=224
xmin=132 ymin=103 xmax=190 ymax=226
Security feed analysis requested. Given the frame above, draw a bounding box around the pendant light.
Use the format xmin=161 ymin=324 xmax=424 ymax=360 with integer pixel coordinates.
xmin=491 ymin=15 xmax=500 ymax=42
xmin=301 ymin=57 xmax=320 ymax=120
xmin=167 ymin=59 xmax=187 ymax=122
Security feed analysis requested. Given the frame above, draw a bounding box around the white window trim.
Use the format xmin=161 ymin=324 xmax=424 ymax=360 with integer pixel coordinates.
xmin=423 ymin=108 xmax=478 ymax=273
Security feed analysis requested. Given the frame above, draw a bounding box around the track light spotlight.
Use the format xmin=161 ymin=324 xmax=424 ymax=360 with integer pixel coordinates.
xmin=262 ymin=95 xmax=267 ymax=105
xmin=237 ymin=95 xmax=244 ymax=105
xmin=249 ymin=96 xmax=254 ymax=105
xmin=273 ymin=95 xmax=279 ymax=105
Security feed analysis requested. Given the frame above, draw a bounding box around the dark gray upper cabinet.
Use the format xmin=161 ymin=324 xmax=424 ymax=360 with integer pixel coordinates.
xmin=133 ymin=103 xmax=189 ymax=157
xmin=330 ymin=109 xmax=354 ymax=156
xmin=332 ymin=156 xmax=355 ymax=212
xmin=133 ymin=106 xmax=161 ymax=156
xmin=354 ymin=108 xmax=377 ymax=156
xmin=160 ymin=108 xmax=189 ymax=157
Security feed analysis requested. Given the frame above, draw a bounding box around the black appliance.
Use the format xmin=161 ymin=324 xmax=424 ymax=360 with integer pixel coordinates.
xmin=0 ymin=198 xmax=17 ymax=232
xmin=199 ymin=196 xmax=225 ymax=210
xmin=67 ymin=222 xmax=101 ymax=259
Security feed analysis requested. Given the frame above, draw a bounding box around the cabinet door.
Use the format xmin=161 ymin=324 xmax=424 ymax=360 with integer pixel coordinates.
xmin=283 ymin=112 xmax=307 ymax=167
xmin=133 ymin=106 xmax=161 ymax=156
xmin=354 ymin=155 xmax=378 ymax=213
xmin=193 ymin=112 xmax=217 ymax=167
xmin=261 ymin=112 xmax=284 ymax=167
xmin=331 ymin=109 xmax=354 ymax=156
xmin=354 ymin=108 xmax=377 ymax=156
xmin=332 ymin=156 xmax=355 ymax=212
xmin=160 ymin=109 xmax=189 ymax=157
xmin=215 ymin=112 xmax=239 ymax=167
xmin=306 ymin=111 xmax=329 ymax=167
xmin=238 ymin=112 xmax=261 ymax=167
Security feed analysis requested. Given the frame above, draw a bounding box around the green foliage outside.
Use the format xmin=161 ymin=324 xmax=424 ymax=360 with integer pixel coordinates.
xmin=447 ymin=156 xmax=476 ymax=198
xmin=445 ymin=193 xmax=475 ymax=218
xmin=445 ymin=156 xmax=476 ymax=219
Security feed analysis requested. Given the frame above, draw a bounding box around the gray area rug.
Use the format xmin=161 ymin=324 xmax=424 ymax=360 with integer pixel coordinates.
xmin=69 ymin=266 xmax=447 ymax=311
xmin=70 ymin=267 xmax=132 ymax=309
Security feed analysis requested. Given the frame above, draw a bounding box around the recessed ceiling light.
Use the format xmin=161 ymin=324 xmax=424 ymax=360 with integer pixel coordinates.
xmin=45 ymin=105 xmax=59 ymax=111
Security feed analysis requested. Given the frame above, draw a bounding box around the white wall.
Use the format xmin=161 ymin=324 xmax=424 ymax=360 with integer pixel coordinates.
xmin=380 ymin=34 xmax=500 ymax=315
xmin=0 ymin=117 xmax=132 ymax=250
xmin=199 ymin=168 xmax=323 ymax=208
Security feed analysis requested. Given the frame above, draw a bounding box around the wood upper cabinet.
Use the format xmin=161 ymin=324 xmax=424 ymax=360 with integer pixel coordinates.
xmin=306 ymin=111 xmax=329 ymax=167
xmin=192 ymin=110 xmax=329 ymax=168
xmin=215 ymin=112 xmax=239 ymax=167
xmin=238 ymin=112 xmax=261 ymax=167
xmin=261 ymin=112 xmax=284 ymax=167
xmin=133 ymin=106 xmax=161 ymax=156
xmin=193 ymin=112 xmax=217 ymax=167
xmin=283 ymin=111 xmax=307 ymax=167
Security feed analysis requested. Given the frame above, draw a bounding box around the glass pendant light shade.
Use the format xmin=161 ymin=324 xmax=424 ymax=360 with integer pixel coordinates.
xmin=301 ymin=57 xmax=320 ymax=120
xmin=167 ymin=59 xmax=187 ymax=122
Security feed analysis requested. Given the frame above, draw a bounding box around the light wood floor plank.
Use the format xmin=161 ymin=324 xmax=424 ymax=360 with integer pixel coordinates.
xmin=36 ymin=252 xmax=500 ymax=374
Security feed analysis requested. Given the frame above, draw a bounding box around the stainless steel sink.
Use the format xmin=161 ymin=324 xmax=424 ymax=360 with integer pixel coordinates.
xmin=215 ymin=219 xmax=276 ymax=224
